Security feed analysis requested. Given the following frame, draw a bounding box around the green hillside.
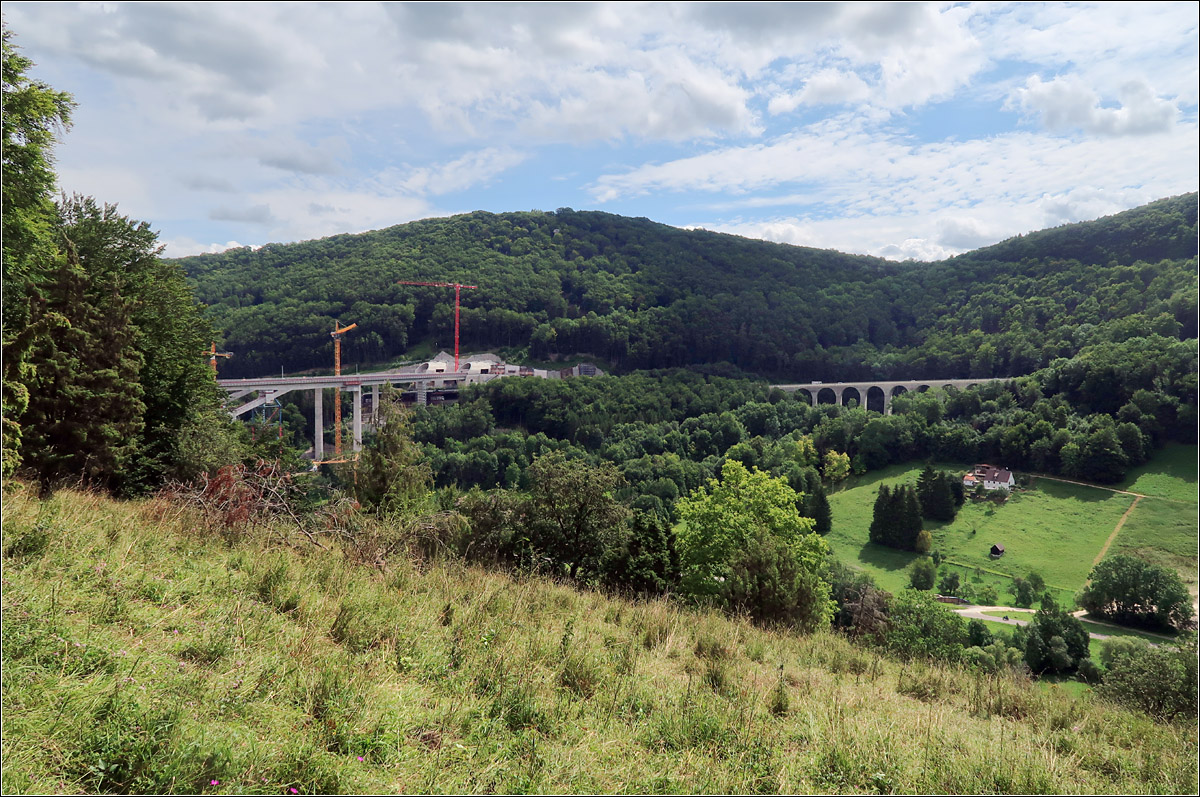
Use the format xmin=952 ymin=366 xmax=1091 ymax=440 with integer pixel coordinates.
xmin=176 ymin=196 xmax=1198 ymax=381
xmin=3 ymin=485 xmax=1196 ymax=795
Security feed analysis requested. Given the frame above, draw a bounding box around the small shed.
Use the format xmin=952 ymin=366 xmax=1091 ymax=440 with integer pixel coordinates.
xmin=989 ymin=543 xmax=1005 ymax=558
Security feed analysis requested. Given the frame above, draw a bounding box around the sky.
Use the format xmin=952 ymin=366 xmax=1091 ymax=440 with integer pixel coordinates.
xmin=5 ymin=1 xmax=1198 ymax=261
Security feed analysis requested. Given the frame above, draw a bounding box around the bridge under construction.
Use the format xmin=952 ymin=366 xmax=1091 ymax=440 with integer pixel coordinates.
xmin=217 ymin=353 xmax=600 ymax=463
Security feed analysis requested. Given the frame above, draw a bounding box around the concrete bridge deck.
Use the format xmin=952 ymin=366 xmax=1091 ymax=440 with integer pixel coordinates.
xmin=217 ymin=368 xmax=501 ymax=461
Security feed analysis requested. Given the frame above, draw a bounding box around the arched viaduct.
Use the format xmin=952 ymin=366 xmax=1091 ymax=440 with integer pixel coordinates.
xmin=771 ymin=378 xmax=1002 ymax=415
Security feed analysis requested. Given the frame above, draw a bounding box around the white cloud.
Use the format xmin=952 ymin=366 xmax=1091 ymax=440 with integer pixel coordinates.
xmin=769 ymin=69 xmax=871 ymax=114
xmin=209 ymin=204 xmax=276 ymax=225
xmin=394 ymin=148 xmax=528 ymax=196
xmin=1010 ymin=75 xmax=1178 ymax=136
xmin=160 ymin=237 xmax=256 ymax=258
xmin=4 ymin=1 xmax=1195 ymax=262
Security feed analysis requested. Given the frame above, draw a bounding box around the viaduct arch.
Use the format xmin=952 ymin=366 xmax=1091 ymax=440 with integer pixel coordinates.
xmin=771 ymin=378 xmax=1002 ymax=415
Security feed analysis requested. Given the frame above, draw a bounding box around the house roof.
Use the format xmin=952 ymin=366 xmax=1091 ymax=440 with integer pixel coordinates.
xmin=971 ymin=464 xmax=1013 ymax=483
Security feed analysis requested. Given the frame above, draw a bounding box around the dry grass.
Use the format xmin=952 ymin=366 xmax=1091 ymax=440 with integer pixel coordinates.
xmin=2 ymin=481 xmax=1196 ymax=794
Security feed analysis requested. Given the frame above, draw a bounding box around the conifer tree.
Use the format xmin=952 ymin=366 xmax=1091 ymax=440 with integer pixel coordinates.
xmin=900 ymin=486 xmax=924 ymax=550
xmin=804 ymin=482 xmax=832 ymax=535
xmin=20 ymin=245 xmax=145 ymax=494
xmin=868 ymin=484 xmax=892 ymax=545
xmin=2 ymin=29 xmax=75 ymax=477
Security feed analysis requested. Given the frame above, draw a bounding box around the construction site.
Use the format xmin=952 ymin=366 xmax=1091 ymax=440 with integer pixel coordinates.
xmin=211 ymin=279 xmax=602 ymax=464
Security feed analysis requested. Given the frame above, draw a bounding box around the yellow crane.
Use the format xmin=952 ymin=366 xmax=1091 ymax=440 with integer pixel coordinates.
xmin=330 ymin=321 xmax=357 ymax=459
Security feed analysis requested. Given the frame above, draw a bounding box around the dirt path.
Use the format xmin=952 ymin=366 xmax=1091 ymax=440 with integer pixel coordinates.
xmin=1092 ymin=494 xmax=1143 ymax=568
xmin=1029 ymin=473 xmax=1195 ymax=505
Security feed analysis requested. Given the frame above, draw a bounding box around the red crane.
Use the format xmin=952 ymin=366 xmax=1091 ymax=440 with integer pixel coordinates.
xmin=330 ymin=321 xmax=357 ymax=459
xmin=397 ymin=280 xmax=478 ymax=371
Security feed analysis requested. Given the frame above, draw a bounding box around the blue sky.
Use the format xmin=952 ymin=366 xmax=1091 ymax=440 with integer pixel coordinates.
xmin=6 ymin=2 xmax=1198 ymax=260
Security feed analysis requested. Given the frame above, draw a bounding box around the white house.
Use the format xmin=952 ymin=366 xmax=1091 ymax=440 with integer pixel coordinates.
xmin=963 ymin=463 xmax=1015 ymax=492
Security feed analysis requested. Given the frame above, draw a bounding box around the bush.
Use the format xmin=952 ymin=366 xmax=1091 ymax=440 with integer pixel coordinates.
xmin=1017 ymin=595 xmax=1090 ymax=675
xmin=721 ymin=529 xmax=833 ymax=632
xmin=1098 ymin=635 xmax=1197 ymax=721
xmin=908 ymin=557 xmax=936 ymax=591
xmin=885 ymin=590 xmax=968 ymax=662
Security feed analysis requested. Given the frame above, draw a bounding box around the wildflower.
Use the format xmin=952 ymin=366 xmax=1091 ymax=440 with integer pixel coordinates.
xmin=290 ymin=789 xmax=298 ymax=794
xmin=211 ymin=779 xmax=219 ymax=785
xmin=357 ymin=756 xmax=364 ymax=761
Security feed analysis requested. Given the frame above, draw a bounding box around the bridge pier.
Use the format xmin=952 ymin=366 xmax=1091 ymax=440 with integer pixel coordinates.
xmin=313 ymin=388 xmax=324 ymax=462
xmin=352 ymin=387 xmax=363 ymax=452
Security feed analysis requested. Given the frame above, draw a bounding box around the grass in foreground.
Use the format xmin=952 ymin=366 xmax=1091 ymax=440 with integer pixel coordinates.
xmin=2 ymin=484 xmax=1197 ymax=794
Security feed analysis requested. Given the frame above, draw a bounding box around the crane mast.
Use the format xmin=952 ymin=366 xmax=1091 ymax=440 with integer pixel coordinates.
xmin=397 ymin=280 xmax=478 ymax=371
xmin=330 ymin=321 xmax=357 ymax=458
xmin=206 ymin=342 xmax=233 ymax=373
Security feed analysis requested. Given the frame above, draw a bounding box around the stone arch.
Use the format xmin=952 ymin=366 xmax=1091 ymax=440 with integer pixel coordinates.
xmin=890 ymin=385 xmax=908 ymax=400
xmin=916 ymin=384 xmax=931 ymax=393
xmin=841 ymin=386 xmax=862 ymax=408
xmin=866 ymin=385 xmax=887 ymax=414
xmin=794 ymin=388 xmax=814 ymax=406
xmin=816 ymin=387 xmax=838 ymax=405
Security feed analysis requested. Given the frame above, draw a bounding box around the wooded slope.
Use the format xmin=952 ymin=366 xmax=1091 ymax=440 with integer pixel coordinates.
xmin=178 ymin=195 xmax=1198 ymax=379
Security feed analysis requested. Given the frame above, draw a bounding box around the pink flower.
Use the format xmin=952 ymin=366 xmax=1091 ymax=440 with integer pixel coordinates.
xmin=210 ymin=780 xmax=219 ymax=785
xmin=290 ymin=789 xmax=298 ymax=794
xmin=356 ymin=756 xmax=363 ymax=762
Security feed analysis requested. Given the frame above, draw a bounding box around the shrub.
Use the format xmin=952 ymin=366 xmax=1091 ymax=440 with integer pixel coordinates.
xmin=1098 ymin=635 xmax=1197 ymax=721
xmin=721 ymin=529 xmax=833 ymax=632
xmin=908 ymin=557 xmax=936 ymax=591
xmin=885 ymin=589 xmax=968 ymax=662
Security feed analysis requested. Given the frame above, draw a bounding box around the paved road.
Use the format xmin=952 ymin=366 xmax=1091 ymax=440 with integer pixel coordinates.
xmin=950 ymin=604 xmax=1173 ymax=643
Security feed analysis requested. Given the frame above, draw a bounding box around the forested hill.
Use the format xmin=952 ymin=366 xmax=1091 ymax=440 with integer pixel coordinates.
xmin=178 ymin=194 xmax=1198 ymax=380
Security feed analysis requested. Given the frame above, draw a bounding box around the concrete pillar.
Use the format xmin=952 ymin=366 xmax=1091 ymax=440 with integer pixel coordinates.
xmin=313 ymin=388 xmax=324 ymax=462
xmin=833 ymin=387 xmax=845 ymax=407
xmin=371 ymin=384 xmax=379 ymax=423
xmin=883 ymin=389 xmax=893 ymax=416
xmin=416 ymin=381 xmax=428 ymax=406
xmin=352 ymin=388 xmax=363 ymax=452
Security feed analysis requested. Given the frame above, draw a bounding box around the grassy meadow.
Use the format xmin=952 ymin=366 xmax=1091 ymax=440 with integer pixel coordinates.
xmin=3 ymin=483 xmax=1197 ymax=795
xmin=825 ymin=446 xmax=1196 ymax=605
xmin=1114 ymin=443 xmax=1198 ymax=502
xmin=1104 ymin=444 xmax=1198 ymax=598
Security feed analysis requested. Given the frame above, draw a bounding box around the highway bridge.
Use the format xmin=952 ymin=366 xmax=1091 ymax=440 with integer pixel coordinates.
xmin=217 ymin=355 xmax=598 ymax=461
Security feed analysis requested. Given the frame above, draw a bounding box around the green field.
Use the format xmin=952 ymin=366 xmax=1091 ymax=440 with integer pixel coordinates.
xmin=826 ymin=464 xmax=1134 ymax=601
xmin=1115 ymin=443 xmax=1198 ymax=502
xmin=1107 ymin=497 xmax=1199 ymax=592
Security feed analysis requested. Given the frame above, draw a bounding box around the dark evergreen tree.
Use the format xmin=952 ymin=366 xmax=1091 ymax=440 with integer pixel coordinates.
xmin=2 ymin=29 xmax=75 ymax=478
xmin=603 ymin=510 xmax=680 ymax=595
xmin=803 ymin=483 xmax=832 ymax=535
xmin=899 ymin=485 xmax=924 ymax=550
xmin=20 ymin=245 xmax=145 ymax=494
xmin=868 ymin=484 xmax=892 ymax=546
xmin=917 ymin=465 xmax=958 ymax=521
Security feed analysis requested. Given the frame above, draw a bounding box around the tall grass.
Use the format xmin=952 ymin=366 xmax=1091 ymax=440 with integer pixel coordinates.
xmin=2 ymin=482 xmax=1196 ymax=794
